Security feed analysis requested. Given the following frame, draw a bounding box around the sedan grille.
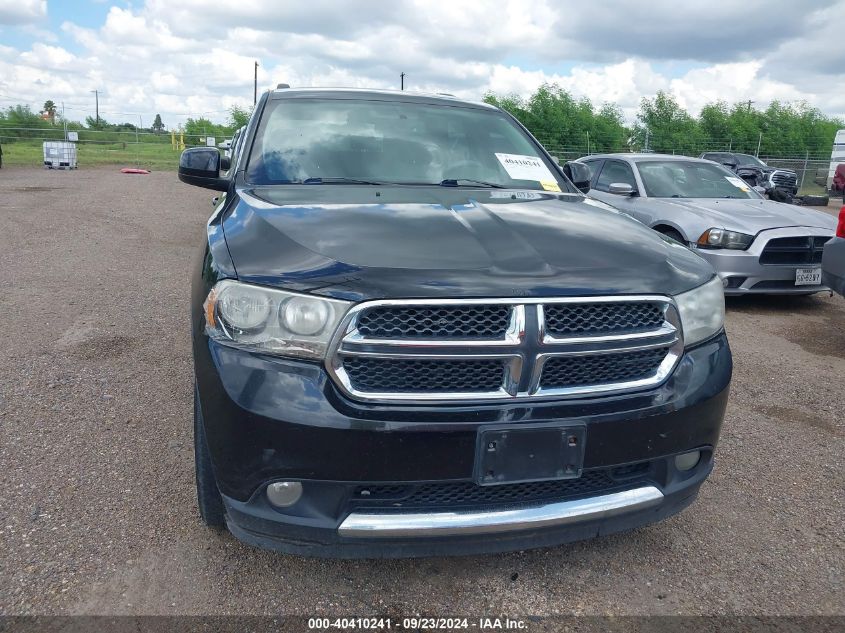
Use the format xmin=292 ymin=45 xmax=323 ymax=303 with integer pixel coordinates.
xmin=759 ymin=236 xmax=828 ymax=265
xmin=328 ymin=298 xmax=682 ymax=403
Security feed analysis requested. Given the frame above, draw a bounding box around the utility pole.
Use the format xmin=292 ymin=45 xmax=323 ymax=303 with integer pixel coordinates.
xmin=746 ymin=100 xmax=754 ymax=113
xmin=755 ymin=131 xmax=762 ymax=157
xmin=90 ymin=89 xmax=99 ymax=126
xmin=400 ymin=72 xmax=405 ymax=91
xmin=254 ymin=61 xmax=259 ymax=105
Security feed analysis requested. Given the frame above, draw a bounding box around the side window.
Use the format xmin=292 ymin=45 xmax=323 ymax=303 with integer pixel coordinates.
xmin=595 ymin=160 xmax=637 ymax=192
xmin=582 ymin=159 xmax=604 ymax=187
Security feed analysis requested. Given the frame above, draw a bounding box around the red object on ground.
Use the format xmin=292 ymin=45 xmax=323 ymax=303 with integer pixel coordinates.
xmin=833 ymin=164 xmax=845 ymax=192
xmin=120 ymin=168 xmax=150 ymax=174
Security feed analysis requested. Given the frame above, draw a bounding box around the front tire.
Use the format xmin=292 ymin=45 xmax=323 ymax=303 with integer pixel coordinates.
xmin=194 ymin=383 xmax=226 ymax=528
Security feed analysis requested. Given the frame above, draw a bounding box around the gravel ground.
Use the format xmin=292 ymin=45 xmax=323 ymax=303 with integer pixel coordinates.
xmin=0 ymin=166 xmax=842 ymax=617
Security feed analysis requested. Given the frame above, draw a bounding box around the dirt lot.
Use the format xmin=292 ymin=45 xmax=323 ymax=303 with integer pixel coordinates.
xmin=0 ymin=166 xmax=842 ymax=617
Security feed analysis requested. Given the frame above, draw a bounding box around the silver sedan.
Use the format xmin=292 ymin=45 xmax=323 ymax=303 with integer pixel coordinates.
xmin=576 ymin=154 xmax=837 ymax=295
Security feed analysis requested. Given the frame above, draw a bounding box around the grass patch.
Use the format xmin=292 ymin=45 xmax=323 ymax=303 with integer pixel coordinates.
xmin=3 ymin=141 xmax=182 ymax=170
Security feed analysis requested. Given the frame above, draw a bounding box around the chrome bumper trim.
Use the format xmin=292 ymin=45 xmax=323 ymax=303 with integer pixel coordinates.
xmin=338 ymin=485 xmax=664 ymax=538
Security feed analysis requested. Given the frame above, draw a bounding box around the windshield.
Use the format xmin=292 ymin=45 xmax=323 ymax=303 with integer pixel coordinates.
xmin=734 ymin=153 xmax=765 ymax=167
xmin=246 ymin=98 xmax=565 ymax=191
xmin=637 ymin=160 xmax=762 ymax=199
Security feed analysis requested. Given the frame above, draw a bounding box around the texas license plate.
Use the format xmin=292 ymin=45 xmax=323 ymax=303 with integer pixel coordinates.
xmin=795 ymin=267 xmax=822 ymax=286
xmin=474 ymin=424 xmax=586 ymax=486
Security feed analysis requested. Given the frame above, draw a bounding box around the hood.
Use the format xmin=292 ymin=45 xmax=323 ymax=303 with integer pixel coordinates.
xmin=640 ymin=197 xmax=837 ymax=236
xmin=220 ymin=186 xmax=713 ymax=301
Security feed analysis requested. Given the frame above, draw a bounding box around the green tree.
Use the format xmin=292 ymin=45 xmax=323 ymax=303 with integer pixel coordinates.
xmin=633 ymin=91 xmax=702 ymax=153
xmin=152 ymin=113 xmax=164 ymax=134
xmin=228 ymin=105 xmax=251 ymax=129
xmin=42 ymin=100 xmax=57 ymax=123
xmin=484 ymin=84 xmax=628 ymax=155
xmin=85 ymin=114 xmax=109 ymax=130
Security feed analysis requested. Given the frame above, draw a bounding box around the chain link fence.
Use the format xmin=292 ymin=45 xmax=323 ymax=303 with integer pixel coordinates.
xmin=533 ymin=135 xmax=836 ymax=196
xmin=0 ymin=126 xmax=231 ymax=170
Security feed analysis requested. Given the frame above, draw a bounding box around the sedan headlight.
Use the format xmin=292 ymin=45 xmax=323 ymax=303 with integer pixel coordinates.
xmin=204 ymin=280 xmax=351 ymax=360
xmin=696 ymin=228 xmax=754 ymax=250
xmin=674 ymin=276 xmax=725 ymax=347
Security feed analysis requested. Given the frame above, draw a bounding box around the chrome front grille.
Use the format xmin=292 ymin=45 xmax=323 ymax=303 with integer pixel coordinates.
xmin=770 ymin=170 xmax=797 ymax=188
xmin=327 ymin=297 xmax=683 ymax=403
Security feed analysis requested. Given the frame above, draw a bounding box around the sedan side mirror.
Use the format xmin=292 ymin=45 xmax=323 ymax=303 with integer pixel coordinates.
xmin=178 ymin=147 xmax=228 ymax=191
xmin=721 ymin=160 xmax=738 ymax=170
xmin=608 ymin=182 xmax=635 ymax=196
xmin=563 ymin=161 xmax=592 ymax=194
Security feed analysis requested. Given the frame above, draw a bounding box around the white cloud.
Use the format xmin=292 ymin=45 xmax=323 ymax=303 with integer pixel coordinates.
xmin=0 ymin=0 xmax=45 ymax=25
xmin=0 ymin=1 xmax=843 ymax=128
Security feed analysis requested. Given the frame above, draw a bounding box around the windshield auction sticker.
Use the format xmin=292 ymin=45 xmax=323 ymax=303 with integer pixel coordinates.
xmin=495 ymin=153 xmax=557 ymax=184
xmin=725 ymin=176 xmax=750 ymax=192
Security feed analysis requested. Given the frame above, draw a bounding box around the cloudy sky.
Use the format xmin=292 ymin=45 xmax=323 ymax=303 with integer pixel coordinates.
xmin=1 ymin=0 xmax=843 ymax=128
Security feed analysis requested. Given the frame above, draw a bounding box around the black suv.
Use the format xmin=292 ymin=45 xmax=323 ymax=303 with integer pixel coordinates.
xmin=179 ymin=88 xmax=732 ymax=558
xmin=700 ymin=151 xmax=799 ymax=196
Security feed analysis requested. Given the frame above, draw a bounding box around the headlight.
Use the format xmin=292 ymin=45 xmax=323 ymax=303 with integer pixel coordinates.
xmin=204 ymin=280 xmax=351 ymax=360
xmin=696 ymin=228 xmax=754 ymax=250
xmin=674 ymin=276 xmax=725 ymax=347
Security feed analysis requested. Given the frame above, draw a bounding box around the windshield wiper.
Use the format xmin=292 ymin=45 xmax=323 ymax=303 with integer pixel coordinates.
xmin=439 ymin=178 xmax=505 ymax=188
xmin=302 ymin=177 xmax=384 ymax=185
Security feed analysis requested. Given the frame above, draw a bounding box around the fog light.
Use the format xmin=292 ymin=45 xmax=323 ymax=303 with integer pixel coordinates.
xmin=266 ymin=481 xmax=303 ymax=508
xmin=675 ymin=450 xmax=701 ymax=472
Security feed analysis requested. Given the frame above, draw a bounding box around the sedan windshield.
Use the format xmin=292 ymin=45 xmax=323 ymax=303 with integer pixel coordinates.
xmin=246 ymin=98 xmax=565 ymax=191
xmin=637 ymin=160 xmax=761 ymax=199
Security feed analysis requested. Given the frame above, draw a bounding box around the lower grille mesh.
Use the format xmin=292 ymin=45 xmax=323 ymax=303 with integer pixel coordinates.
xmin=343 ymin=357 xmax=506 ymax=393
xmin=540 ymin=348 xmax=667 ymax=389
xmin=352 ymin=470 xmax=630 ymax=508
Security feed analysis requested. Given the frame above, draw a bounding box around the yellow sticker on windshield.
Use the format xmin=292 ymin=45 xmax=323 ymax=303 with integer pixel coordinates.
xmin=540 ymin=180 xmax=561 ymax=192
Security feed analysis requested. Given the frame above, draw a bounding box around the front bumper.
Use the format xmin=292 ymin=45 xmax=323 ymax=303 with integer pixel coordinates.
xmin=693 ymin=227 xmax=831 ymax=295
xmin=194 ymin=332 xmax=731 ymax=557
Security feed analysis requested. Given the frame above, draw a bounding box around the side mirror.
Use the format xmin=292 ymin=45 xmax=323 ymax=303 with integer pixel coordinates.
xmin=563 ymin=162 xmax=592 ymax=194
xmin=608 ymin=182 xmax=635 ymax=196
xmin=220 ymin=155 xmax=231 ymax=171
xmin=178 ymin=147 xmax=228 ymax=191
xmin=722 ymin=160 xmax=738 ymax=170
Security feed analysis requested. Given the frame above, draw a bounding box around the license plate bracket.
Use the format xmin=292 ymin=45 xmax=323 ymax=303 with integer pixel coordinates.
xmin=474 ymin=423 xmax=586 ymax=486
xmin=795 ymin=267 xmax=822 ymax=286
